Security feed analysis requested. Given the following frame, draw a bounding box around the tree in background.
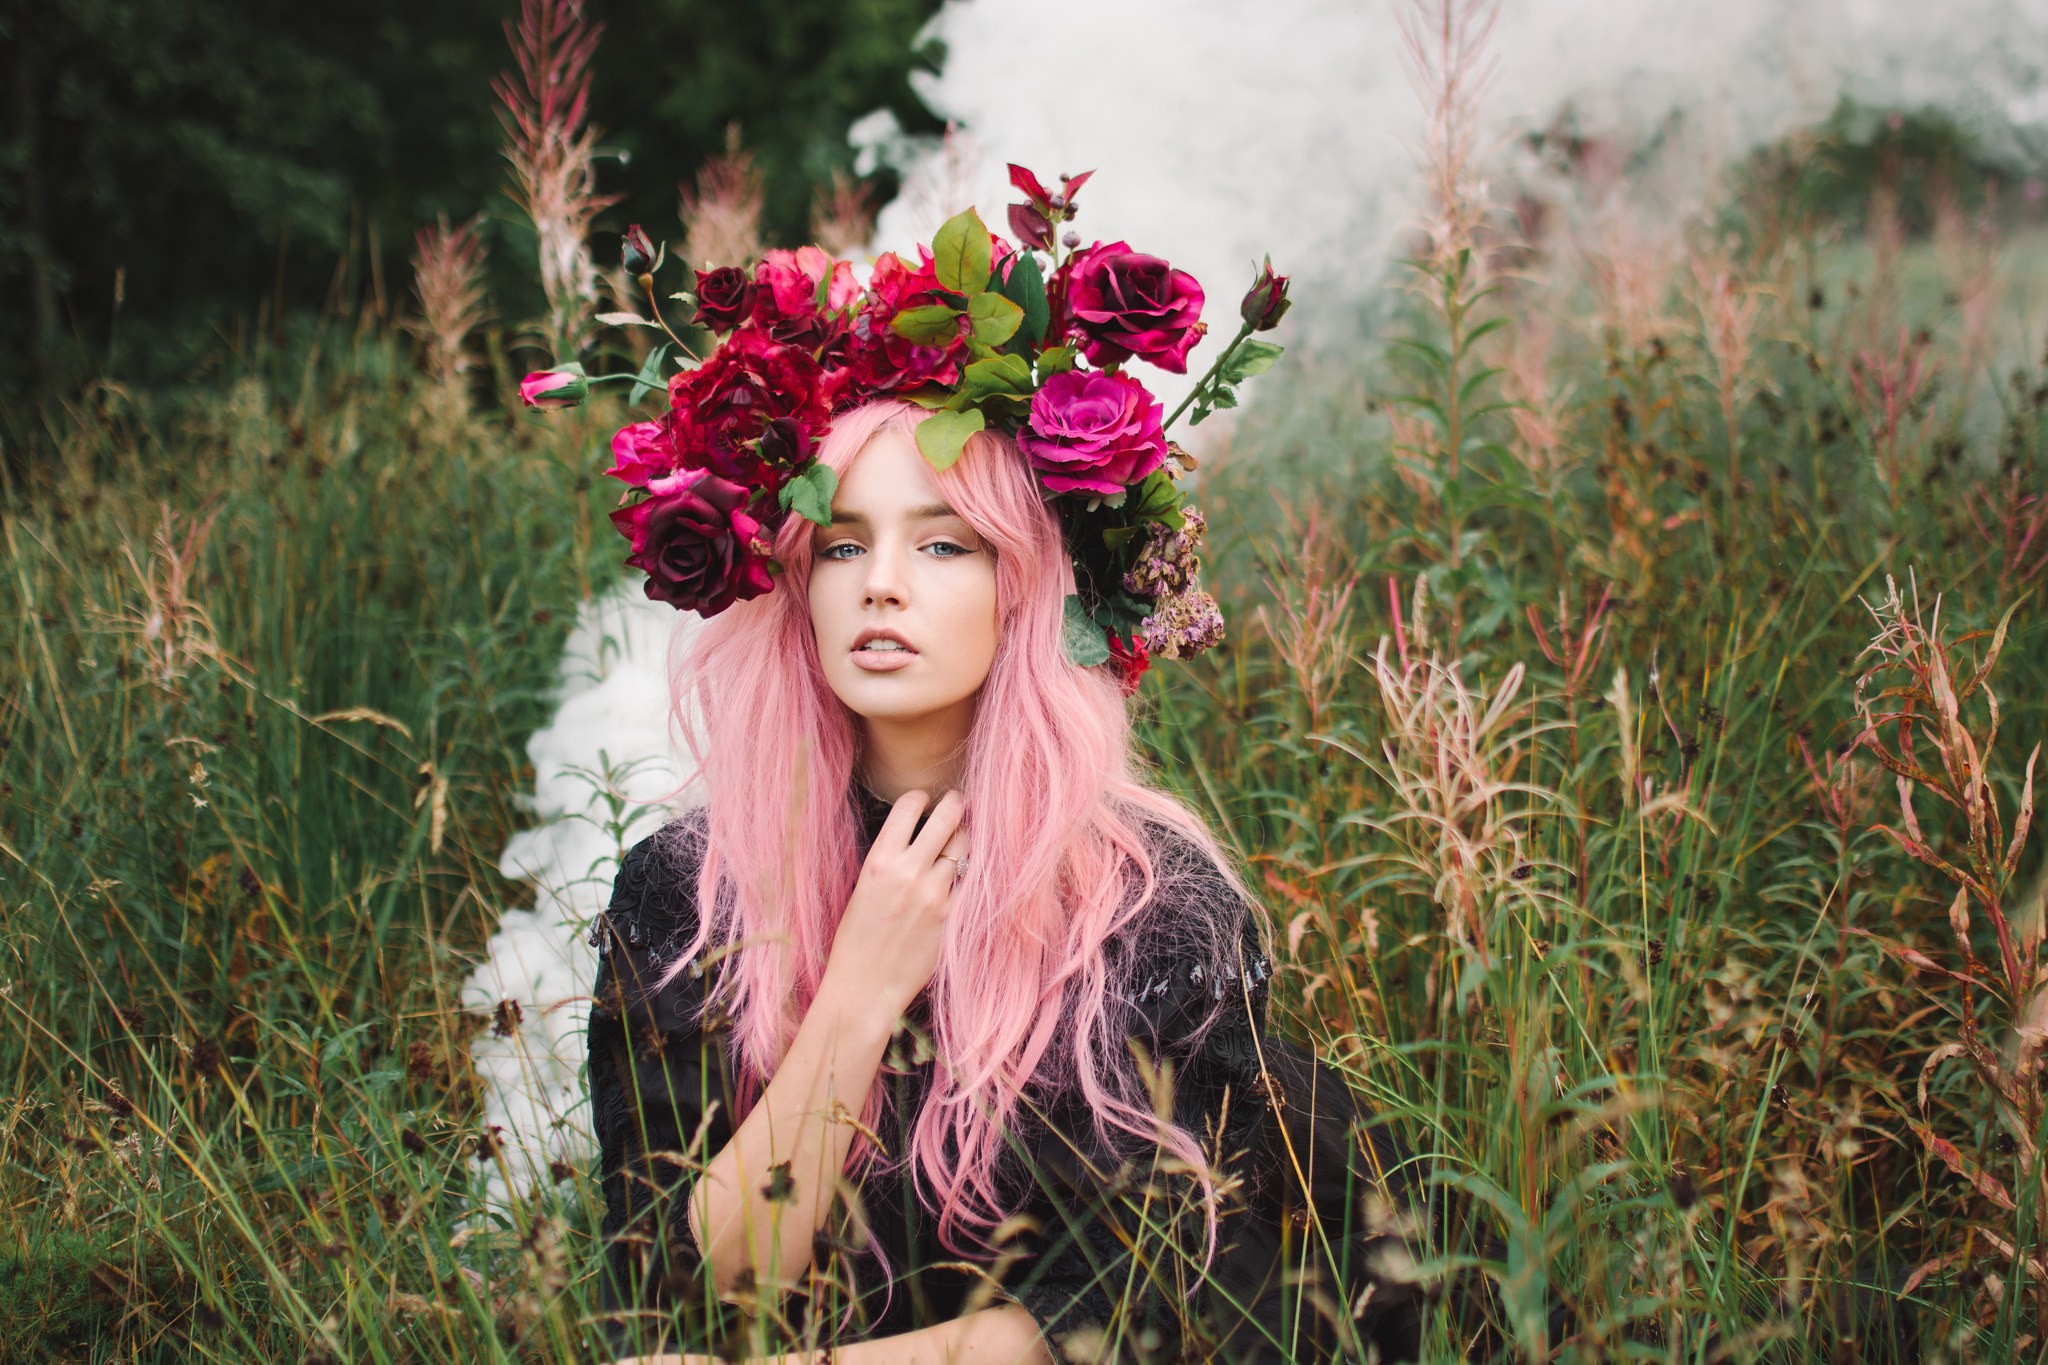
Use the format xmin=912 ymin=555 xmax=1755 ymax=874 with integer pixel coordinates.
xmin=0 ymin=0 xmax=944 ymax=398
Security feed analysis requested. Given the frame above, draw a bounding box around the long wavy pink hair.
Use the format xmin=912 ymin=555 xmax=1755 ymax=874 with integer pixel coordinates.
xmin=649 ymin=397 xmax=1259 ymax=1277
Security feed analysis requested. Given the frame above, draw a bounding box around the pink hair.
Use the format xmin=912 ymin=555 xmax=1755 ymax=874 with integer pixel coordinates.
xmin=648 ymin=398 xmax=1259 ymax=1288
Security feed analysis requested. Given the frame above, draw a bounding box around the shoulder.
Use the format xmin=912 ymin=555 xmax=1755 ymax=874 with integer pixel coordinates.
xmin=591 ymin=807 xmax=714 ymax=1013
xmin=1114 ymin=814 xmax=1273 ymax=1053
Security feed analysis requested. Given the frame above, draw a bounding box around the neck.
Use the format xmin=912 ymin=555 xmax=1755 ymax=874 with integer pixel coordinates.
xmin=857 ymin=696 xmax=977 ymax=804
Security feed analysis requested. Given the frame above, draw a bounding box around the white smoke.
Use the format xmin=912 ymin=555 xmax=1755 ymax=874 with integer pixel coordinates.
xmin=459 ymin=588 xmax=702 ymax=1224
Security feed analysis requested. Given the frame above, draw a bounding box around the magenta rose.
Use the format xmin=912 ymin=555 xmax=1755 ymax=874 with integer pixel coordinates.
xmin=609 ymin=470 xmax=775 ymax=616
xmin=694 ymin=267 xmax=753 ymax=333
xmin=1063 ymin=241 xmax=1206 ymax=374
xmin=1017 ymin=369 xmax=1168 ymax=495
xmin=605 ymin=420 xmax=671 ymax=488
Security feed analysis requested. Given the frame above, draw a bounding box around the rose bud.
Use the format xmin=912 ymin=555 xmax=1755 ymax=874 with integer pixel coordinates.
xmin=1239 ymin=256 xmax=1291 ymax=331
xmin=519 ymin=368 xmax=588 ymax=410
xmin=622 ymin=224 xmax=655 ymax=277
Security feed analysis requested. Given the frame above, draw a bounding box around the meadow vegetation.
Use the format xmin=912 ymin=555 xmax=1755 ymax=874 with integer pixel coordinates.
xmin=6 ymin=0 xmax=2048 ymax=1360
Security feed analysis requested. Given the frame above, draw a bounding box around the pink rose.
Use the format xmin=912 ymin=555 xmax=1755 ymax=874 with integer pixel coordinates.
xmin=751 ymin=246 xmax=859 ymax=345
xmin=1017 ymin=370 xmax=1168 ymax=495
xmin=1062 ymin=242 xmax=1206 ymax=374
xmin=605 ymin=421 xmax=670 ymax=488
xmin=519 ymin=369 xmax=587 ymax=409
xmin=609 ymin=470 xmax=775 ymax=616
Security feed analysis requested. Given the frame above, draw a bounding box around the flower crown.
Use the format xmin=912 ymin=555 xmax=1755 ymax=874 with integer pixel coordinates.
xmin=521 ymin=165 xmax=1290 ymax=695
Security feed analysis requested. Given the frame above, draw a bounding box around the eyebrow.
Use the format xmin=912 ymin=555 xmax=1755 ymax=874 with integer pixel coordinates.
xmin=822 ymin=502 xmax=963 ymax=528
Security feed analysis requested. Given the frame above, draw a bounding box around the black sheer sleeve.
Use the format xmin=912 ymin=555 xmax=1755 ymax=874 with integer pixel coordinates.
xmin=586 ymin=809 xmax=736 ymax=1361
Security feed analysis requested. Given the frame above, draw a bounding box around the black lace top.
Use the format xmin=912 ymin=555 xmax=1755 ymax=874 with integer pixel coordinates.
xmin=585 ymin=782 xmax=1426 ymax=1363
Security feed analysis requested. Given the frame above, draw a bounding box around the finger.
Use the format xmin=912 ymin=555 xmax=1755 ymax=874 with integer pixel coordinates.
xmin=877 ymin=789 xmax=931 ymax=847
xmin=907 ymin=789 xmax=966 ymax=856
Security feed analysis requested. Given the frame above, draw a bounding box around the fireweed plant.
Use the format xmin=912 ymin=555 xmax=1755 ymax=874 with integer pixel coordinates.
xmin=519 ymin=165 xmax=1294 ymax=691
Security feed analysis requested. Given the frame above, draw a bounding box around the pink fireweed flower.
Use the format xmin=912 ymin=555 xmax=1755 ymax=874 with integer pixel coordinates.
xmin=520 ymin=368 xmax=588 ymax=410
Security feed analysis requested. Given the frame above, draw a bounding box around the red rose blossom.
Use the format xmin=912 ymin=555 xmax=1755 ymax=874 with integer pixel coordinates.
xmin=665 ymin=329 xmax=829 ymax=489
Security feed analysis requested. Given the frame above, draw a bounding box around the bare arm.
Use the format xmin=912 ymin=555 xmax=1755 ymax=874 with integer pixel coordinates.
xmin=683 ymin=962 xmax=896 ymax=1298
xmin=685 ymin=788 xmax=969 ymax=1301
xmin=617 ymin=1301 xmax=1055 ymax=1365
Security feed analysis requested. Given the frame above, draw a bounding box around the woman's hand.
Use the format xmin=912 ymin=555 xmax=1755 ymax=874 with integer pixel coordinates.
xmin=824 ymin=788 xmax=968 ymax=1018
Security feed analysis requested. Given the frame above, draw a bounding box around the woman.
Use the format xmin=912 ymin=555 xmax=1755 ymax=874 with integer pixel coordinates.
xmin=585 ymin=398 xmax=1429 ymax=1364
xmin=534 ymin=189 xmax=1431 ymax=1363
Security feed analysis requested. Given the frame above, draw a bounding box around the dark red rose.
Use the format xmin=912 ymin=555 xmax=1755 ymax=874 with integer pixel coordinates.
xmin=623 ymin=225 xmax=656 ymax=277
xmin=1063 ymin=241 xmax=1207 ymax=373
xmin=667 ymin=329 xmax=828 ymax=470
xmin=694 ymin=267 xmax=754 ymax=333
xmin=609 ymin=470 xmax=776 ymax=616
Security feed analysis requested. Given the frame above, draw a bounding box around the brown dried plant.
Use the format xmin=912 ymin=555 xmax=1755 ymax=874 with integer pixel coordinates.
xmin=1847 ymin=327 xmax=1937 ymax=514
xmin=1394 ymin=0 xmax=1504 ymax=274
xmin=494 ymin=0 xmax=620 ymax=360
xmin=1341 ymin=638 xmax=1559 ymax=971
xmin=110 ymin=502 xmax=239 ymax=693
xmin=1850 ymin=573 xmax=2048 ymax=1319
xmin=1686 ymin=245 xmax=1766 ymax=514
xmin=402 ymin=213 xmax=489 ymax=390
xmin=681 ymin=125 xmax=767 ymax=271
xmin=811 ymin=168 xmax=880 ymax=259
xmin=1254 ymin=503 xmax=1359 ymax=736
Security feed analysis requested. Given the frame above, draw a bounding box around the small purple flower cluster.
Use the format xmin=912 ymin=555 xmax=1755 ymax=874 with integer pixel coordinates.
xmin=1124 ymin=509 xmax=1224 ymax=659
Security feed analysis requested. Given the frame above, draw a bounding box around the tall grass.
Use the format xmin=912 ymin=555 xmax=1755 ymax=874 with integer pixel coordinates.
xmin=0 ymin=329 xmax=625 ymax=1360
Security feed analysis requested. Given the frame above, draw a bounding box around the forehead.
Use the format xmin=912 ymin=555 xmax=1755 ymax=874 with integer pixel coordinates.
xmin=825 ymin=426 xmax=961 ymax=523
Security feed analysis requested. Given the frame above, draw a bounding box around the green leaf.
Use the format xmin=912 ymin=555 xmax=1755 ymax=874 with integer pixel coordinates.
xmin=1000 ymin=251 xmax=1050 ymax=346
xmin=778 ymin=462 xmax=839 ymax=528
xmin=1062 ymin=595 xmax=1112 ymax=667
xmin=814 ymin=268 xmax=834 ymax=311
xmin=915 ymin=407 xmax=985 ymax=471
xmin=891 ymin=305 xmax=961 ymax=346
xmin=1036 ymin=345 xmax=1079 ymax=376
xmin=931 ymin=208 xmax=993 ymax=296
xmin=1219 ymin=339 xmax=1284 ymax=384
xmin=957 ymin=353 xmax=1034 ymax=405
xmin=968 ymin=292 xmax=1024 ymax=348
xmin=628 ymin=343 xmax=672 ymax=406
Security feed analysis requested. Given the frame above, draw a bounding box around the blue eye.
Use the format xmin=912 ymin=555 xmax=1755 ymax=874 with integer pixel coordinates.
xmin=819 ymin=541 xmax=972 ymax=560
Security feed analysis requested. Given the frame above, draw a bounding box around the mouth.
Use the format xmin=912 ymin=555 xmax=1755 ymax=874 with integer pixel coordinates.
xmin=849 ymin=629 xmax=920 ymax=671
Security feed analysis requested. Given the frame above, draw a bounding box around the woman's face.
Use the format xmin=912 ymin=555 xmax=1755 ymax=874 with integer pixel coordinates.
xmin=807 ymin=425 xmax=1000 ymax=728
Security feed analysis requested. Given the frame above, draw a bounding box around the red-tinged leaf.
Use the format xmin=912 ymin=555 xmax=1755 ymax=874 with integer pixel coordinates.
xmin=1064 ymin=169 xmax=1095 ymax=196
xmin=1845 ymin=927 xmax=1973 ymax=983
xmin=1915 ymin=1124 xmax=2017 ymax=1210
xmin=2004 ymin=742 xmax=2039 ymax=878
xmin=1007 ymin=163 xmax=1051 ymax=203
xmin=1899 ymin=1253 xmax=1957 ymax=1298
xmin=1008 ymin=203 xmax=1053 ymax=251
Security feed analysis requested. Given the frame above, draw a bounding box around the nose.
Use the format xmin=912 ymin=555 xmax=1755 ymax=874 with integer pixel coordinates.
xmin=860 ymin=537 xmax=909 ymax=608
